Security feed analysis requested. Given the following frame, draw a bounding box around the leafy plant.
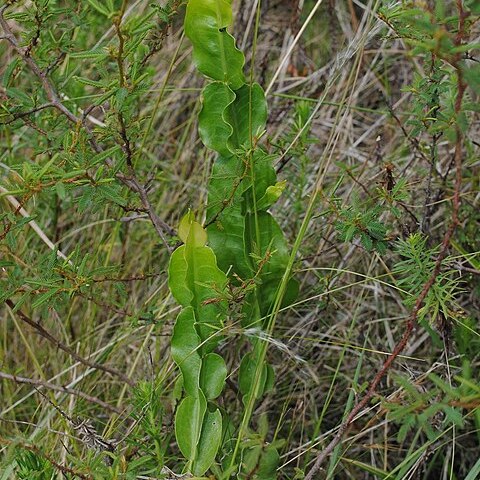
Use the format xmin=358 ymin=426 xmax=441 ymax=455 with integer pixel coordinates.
xmin=15 ymin=450 xmax=54 ymax=480
xmin=166 ymin=0 xmax=298 ymax=476
xmin=393 ymin=233 xmax=463 ymax=323
xmin=168 ymin=212 xmax=227 ymax=475
xmin=335 ymin=202 xmax=389 ymax=253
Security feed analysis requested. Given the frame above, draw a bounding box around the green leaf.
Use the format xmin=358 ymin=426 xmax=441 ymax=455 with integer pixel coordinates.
xmin=263 ymin=363 xmax=275 ymax=394
xmin=168 ymin=247 xmax=193 ymax=306
xmin=184 ymin=0 xmax=245 ymax=89
xmin=250 ymin=150 xmax=277 ymax=203
xmin=257 ymin=181 xmax=287 ymax=210
xmin=169 ymin=214 xmax=227 ymax=351
xmin=242 ymin=445 xmax=262 ymax=475
xmin=199 ymin=82 xmax=235 ymax=157
xmin=242 ymin=444 xmax=279 ymax=480
xmin=178 ymin=211 xmax=207 ymax=246
xmin=90 ymin=145 xmax=121 ymax=166
xmin=200 ymin=353 xmax=227 ymax=400
xmin=207 ymin=156 xmax=252 ymax=279
xmin=171 ymin=307 xmax=202 ymax=397
xmin=96 ymin=185 xmax=127 ymax=206
xmin=32 ymin=287 xmax=61 ymax=309
xmin=69 ymin=49 xmax=107 ymax=59
xmin=175 ymin=393 xmax=207 ymax=461
xmin=85 ymin=0 xmax=111 ymax=16
xmin=225 ymin=83 xmax=267 ymax=152
xmin=193 ymin=408 xmax=223 ymax=476
xmin=3 ymin=58 xmax=20 ymax=87
xmin=244 ymin=211 xmax=298 ymax=317
xmin=256 ymin=445 xmax=280 ymax=480
xmin=442 ymin=405 xmax=464 ymax=427
xmin=73 ymin=76 xmax=107 ymax=89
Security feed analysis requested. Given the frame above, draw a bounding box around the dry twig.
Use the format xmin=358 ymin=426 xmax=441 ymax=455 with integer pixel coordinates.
xmin=0 ymin=371 xmax=121 ymax=414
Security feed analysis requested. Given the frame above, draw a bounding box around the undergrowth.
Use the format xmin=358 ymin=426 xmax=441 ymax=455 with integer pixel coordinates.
xmin=0 ymin=0 xmax=479 ymax=479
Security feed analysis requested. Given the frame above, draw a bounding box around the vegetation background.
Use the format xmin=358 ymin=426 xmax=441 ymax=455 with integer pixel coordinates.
xmin=0 ymin=0 xmax=479 ymax=478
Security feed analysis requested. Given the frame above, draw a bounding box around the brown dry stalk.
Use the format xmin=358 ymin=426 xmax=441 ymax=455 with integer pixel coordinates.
xmin=304 ymin=5 xmax=468 ymax=478
xmin=0 ymin=371 xmax=121 ymax=414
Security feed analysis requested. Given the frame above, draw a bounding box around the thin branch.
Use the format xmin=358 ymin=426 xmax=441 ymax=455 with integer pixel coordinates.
xmin=35 ymin=388 xmax=116 ymax=457
xmin=4 ymin=299 xmax=135 ymax=387
xmin=1 ymin=102 xmax=54 ymax=124
xmin=0 ymin=371 xmax=121 ymax=414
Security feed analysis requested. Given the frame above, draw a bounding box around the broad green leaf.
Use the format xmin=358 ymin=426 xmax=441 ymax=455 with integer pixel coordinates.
xmin=242 ymin=445 xmax=262 ymax=476
xmin=185 ymin=246 xmax=227 ymax=349
xmin=168 ymin=246 xmax=193 ymax=306
xmin=225 ymin=83 xmax=267 ymax=152
xmin=207 ymin=201 xmax=251 ymax=279
xmin=242 ymin=444 xmax=279 ymax=480
xmin=193 ymin=408 xmax=223 ymax=476
xmin=199 ymin=83 xmax=236 ymax=156
xmin=175 ymin=393 xmax=207 ymax=461
xmin=171 ymin=307 xmax=202 ymax=397
xmin=256 ymin=445 xmax=280 ymax=480
xmin=207 ymin=155 xmax=248 ymax=219
xmin=178 ymin=211 xmax=207 ymax=246
xmin=184 ymin=0 xmax=245 ymax=89
xmin=200 ymin=353 xmax=227 ymax=400
xmin=250 ymin=149 xmax=278 ymax=206
xmin=207 ymin=155 xmax=252 ymax=279
xmin=169 ymin=215 xmax=228 ymax=351
xmin=263 ymin=363 xmax=275 ymax=394
xmin=206 ymin=150 xmax=280 ymax=280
